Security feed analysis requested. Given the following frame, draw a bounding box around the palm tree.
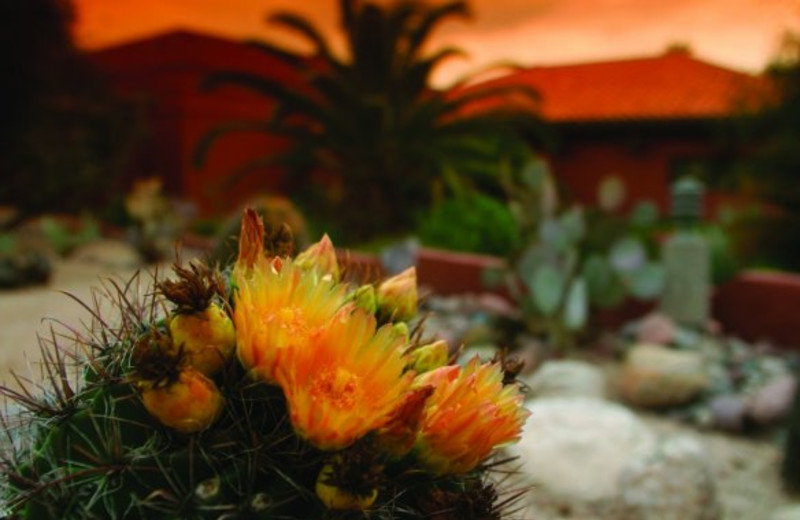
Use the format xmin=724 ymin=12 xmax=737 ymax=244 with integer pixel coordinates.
xmin=196 ymin=0 xmax=539 ymax=243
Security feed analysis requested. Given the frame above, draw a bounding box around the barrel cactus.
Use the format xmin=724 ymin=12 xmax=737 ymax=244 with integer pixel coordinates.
xmin=0 ymin=209 xmax=530 ymax=519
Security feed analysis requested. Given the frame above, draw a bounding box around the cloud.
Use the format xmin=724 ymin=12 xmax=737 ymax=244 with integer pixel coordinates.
xmin=74 ymin=0 xmax=800 ymax=85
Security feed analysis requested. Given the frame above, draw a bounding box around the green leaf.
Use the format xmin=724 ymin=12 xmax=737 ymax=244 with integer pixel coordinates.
xmin=630 ymin=201 xmax=660 ymax=229
xmin=559 ymin=207 xmax=585 ymax=244
xmin=582 ymin=254 xmax=627 ymax=307
xmin=516 ymin=243 xmax=553 ymax=280
xmin=628 ymin=262 xmax=666 ymax=299
xmin=531 ymin=264 xmax=564 ymax=316
xmin=539 ymin=219 xmax=571 ymax=252
xmin=520 ymin=158 xmax=549 ymax=190
xmin=609 ymin=237 xmax=646 ymax=273
xmin=564 ymin=278 xmax=588 ymax=330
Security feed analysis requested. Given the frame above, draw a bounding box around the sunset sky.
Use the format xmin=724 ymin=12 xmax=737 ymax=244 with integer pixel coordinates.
xmin=74 ymin=0 xmax=800 ymax=86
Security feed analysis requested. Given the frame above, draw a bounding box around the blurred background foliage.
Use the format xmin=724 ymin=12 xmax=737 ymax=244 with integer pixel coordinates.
xmin=0 ymin=0 xmax=141 ymax=219
xmin=196 ymin=0 xmax=543 ymax=245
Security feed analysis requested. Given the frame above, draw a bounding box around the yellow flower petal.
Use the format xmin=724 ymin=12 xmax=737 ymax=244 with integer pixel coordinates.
xmin=276 ymin=309 xmax=414 ymax=450
xmin=234 ymin=258 xmax=348 ymax=383
xmin=414 ymin=358 xmax=530 ymax=474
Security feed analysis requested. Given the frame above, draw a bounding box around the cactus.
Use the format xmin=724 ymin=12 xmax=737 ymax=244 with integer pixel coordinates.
xmin=495 ymin=158 xmax=665 ymax=350
xmin=0 ymin=209 xmax=529 ymax=519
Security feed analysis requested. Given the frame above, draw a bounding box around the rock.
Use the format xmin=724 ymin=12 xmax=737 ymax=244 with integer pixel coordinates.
xmin=620 ymin=343 xmax=709 ymax=408
xmin=635 ymin=312 xmax=676 ymax=345
xmin=69 ymin=240 xmax=143 ymax=269
xmin=474 ymin=293 xmax=519 ymax=319
xmin=618 ymin=435 xmax=721 ymax=520
xmin=379 ymin=237 xmax=419 ymax=275
xmin=524 ymin=360 xmax=607 ymax=400
xmin=424 ymin=295 xmax=462 ymax=314
xmin=511 ymin=397 xmax=657 ymax=509
xmin=772 ymin=505 xmax=800 ymax=520
xmin=748 ymin=374 xmax=798 ymax=425
xmin=709 ymin=394 xmax=748 ymax=431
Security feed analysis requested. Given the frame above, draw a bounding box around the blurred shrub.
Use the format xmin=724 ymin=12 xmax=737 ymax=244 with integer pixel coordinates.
xmin=208 ymin=195 xmax=310 ymax=267
xmin=0 ymin=233 xmax=51 ymax=289
xmin=416 ymin=192 xmax=520 ymax=256
xmin=0 ymin=0 xmax=141 ymax=216
xmin=40 ymin=214 xmax=100 ymax=256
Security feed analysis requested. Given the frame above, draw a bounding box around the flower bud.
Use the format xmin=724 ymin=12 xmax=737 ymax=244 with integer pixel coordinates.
xmin=295 ymin=234 xmax=339 ymax=281
xmin=140 ymin=368 xmax=224 ymax=434
xmin=377 ymin=267 xmax=418 ymax=321
xmin=348 ymin=285 xmax=377 ymax=315
xmin=409 ymin=340 xmax=449 ymax=373
xmin=315 ymin=463 xmax=377 ymax=510
xmin=169 ymin=302 xmax=236 ymax=376
xmin=391 ymin=322 xmax=410 ymax=344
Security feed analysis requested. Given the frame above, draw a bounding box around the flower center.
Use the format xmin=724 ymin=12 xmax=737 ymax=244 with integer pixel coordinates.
xmin=311 ymin=366 xmax=362 ymax=409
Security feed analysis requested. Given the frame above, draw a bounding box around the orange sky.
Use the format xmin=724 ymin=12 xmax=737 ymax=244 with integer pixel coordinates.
xmin=74 ymin=0 xmax=800 ymax=85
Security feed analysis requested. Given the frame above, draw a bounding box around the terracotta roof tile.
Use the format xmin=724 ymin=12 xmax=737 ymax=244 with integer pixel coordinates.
xmin=458 ymin=48 xmax=770 ymax=123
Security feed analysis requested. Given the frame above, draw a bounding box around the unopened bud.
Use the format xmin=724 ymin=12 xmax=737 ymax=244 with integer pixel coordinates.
xmin=377 ymin=267 xmax=418 ymax=321
xmin=409 ymin=340 xmax=448 ymax=373
xmin=295 ymin=234 xmax=340 ymax=280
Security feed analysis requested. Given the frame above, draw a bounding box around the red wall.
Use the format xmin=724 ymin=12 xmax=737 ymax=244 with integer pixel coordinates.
xmin=551 ymin=137 xmax=729 ymax=216
xmin=91 ymin=31 xmax=305 ymax=216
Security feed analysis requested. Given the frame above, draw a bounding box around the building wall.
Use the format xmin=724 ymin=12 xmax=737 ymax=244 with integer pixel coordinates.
xmin=90 ymin=32 xmax=302 ymax=216
xmin=550 ymin=130 xmax=741 ymax=218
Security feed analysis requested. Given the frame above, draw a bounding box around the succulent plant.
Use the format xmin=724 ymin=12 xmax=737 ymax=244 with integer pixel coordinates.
xmin=493 ymin=158 xmax=665 ymax=350
xmin=1 ymin=209 xmax=529 ymax=519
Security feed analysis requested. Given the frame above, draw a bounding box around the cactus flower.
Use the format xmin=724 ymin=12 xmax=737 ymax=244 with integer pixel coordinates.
xmin=376 ymin=267 xmax=418 ymax=321
xmin=295 ymin=234 xmax=340 ymax=281
xmin=275 ymin=309 xmax=414 ymax=450
xmin=234 ymin=258 xmax=347 ymax=382
xmin=169 ymin=302 xmax=236 ymax=376
xmin=408 ymin=340 xmax=449 ymax=373
xmin=140 ymin=367 xmax=224 ymax=434
xmin=414 ymin=358 xmax=529 ymax=474
xmin=316 ymin=463 xmax=378 ymax=510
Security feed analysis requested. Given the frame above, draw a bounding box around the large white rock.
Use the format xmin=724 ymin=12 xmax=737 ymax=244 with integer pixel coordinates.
xmin=618 ymin=435 xmax=721 ymax=520
xmin=511 ymin=397 xmax=657 ymax=505
xmin=523 ymin=360 xmax=607 ymax=400
xmin=510 ymin=399 xmax=722 ymax=519
xmin=772 ymin=505 xmax=800 ymax=520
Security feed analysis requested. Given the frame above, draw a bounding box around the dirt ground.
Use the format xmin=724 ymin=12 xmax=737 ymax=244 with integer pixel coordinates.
xmin=1 ymin=243 xmax=798 ymax=520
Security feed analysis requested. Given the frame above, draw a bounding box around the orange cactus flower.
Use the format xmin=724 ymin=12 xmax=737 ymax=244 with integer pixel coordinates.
xmin=234 ymin=258 xmax=348 ymax=382
xmin=140 ymin=367 xmax=224 ymax=434
xmin=295 ymin=234 xmax=340 ymax=281
xmin=415 ymin=358 xmax=530 ymax=474
xmin=275 ymin=309 xmax=414 ymax=450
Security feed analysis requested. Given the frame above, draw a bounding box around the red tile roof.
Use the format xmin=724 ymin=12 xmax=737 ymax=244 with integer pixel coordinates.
xmin=460 ymin=48 xmax=770 ymax=123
